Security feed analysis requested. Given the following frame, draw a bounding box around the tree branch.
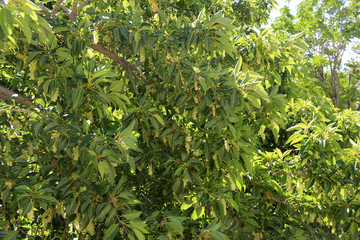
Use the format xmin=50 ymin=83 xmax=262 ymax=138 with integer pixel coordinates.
xmin=69 ymin=1 xmax=78 ymax=22
xmin=60 ymin=4 xmax=71 ymax=14
xmin=78 ymin=0 xmax=91 ymax=10
xmin=0 ymin=108 xmax=33 ymax=114
xmin=0 ymin=86 xmax=36 ymax=107
xmin=51 ymin=0 xmax=65 ymax=16
xmin=88 ymin=44 xmax=132 ymax=69
xmin=134 ymin=64 xmax=147 ymax=80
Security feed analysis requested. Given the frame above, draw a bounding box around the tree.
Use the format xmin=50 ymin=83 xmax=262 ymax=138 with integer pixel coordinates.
xmin=271 ymin=6 xmax=296 ymax=35
xmin=232 ymin=0 xmax=277 ymax=27
xmin=1 ymin=0 xmax=360 ymax=239
xmin=343 ymin=61 xmax=360 ymax=109
xmin=273 ymin=0 xmax=360 ymax=108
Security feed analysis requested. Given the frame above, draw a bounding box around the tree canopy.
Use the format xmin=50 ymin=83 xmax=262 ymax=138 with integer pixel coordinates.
xmin=0 ymin=0 xmax=360 ymax=239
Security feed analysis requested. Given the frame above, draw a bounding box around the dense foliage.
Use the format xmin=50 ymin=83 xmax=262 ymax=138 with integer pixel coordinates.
xmin=0 ymin=0 xmax=359 ymax=239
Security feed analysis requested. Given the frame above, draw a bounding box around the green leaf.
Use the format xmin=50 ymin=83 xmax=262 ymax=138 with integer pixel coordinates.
xmin=168 ymin=219 xmax=184 ymax=236
xmin=121 ymin=120 xmax=135 ymax=136
xmin=20 ymin=5 xmax=38 ymax=22
xmin=73 ymin=87 xmax=85 ymax=109
xmin=270 ymin=85 xmax=279 ymax=97
xmin=214 ymin=17 xmax=235 ymax=29
xmin=97 ymin=203 xmax=112 ymax=222
xmin=187 ymin=31 xmax=195 ymax=49
xmin=19 ymin=0 xmax=41 ymax=11
xmin=103 ymin=224 xmax=119 ymax=240
xmin=242 ymin=155 xmax=253 ymax=174
xmin=207 ymin=221 xmax=221 ymax=231
xmin=191 ymin=206 xmax=205 ymax=220
xmin=110 ymin=81 xmax=124 ymax=92
xmin=133 ymin=228 xmax=145 ymax=240
xmin=350 ymin=222 xmax=358 ymax=240
xmin=234 ymin=57 xmax=242 ymax=76
xmin=14 ymin=185 xmax=30 ymax=194
xmin=92 ymin=68 xmax=117 ymax=81
xmin=127 ymin=156 xmax=136 ymax=171
xmin=107 ymin=162 xmax=116 ymax=185
xmin=286 ymin=132 xmax=307 ymax=145
xmin=180 ymin=200 xmax=193 ymax=211
xmin=225 ymin=197 xmax=239 ymax=212
xmin=38 ymin=16 xmax=52 ymax=32
xmin=246 ymin=94 xmax=260 ymax=108
xmin=176 ymin=17 xmax=181 ymax=29
xmin=198 ymin=77 xmax=207 ymax=93
xmin=206 ymin=117 xmax=220 ymax=128
xmin=16 ymin=17 xmax=32 ymax=42
xmin=98 ymin=161 xmax=108 ymax=179
xmin=204 ymin=37 xmax=211 ymax=50
xmin=228 ymin=124 xmax=237 ymax=138
xmin=270 ymin=123 xmax=279 ymax=143
xmin=129 ymin=220 xmax=148 ymax=234
xmin=4 ymin=231 xmax=18 ymax=240
xmin=210 ymin=230 xmax=227 ymax=240
xmin=183 ymin=168 xmax=192 ymax=182
xmin=110 ymin=94 xmax=126 ymax=110
xmin=0 ymin=229 xmax=7 ymax=238
xmin=123 ymin=136 xmax=138 ymax=150
xmin=153 ymin=114 xmax=165 ymax=126
xmin=38 ymin=195 xmax=59 ymax=205
xmin=293 ymin=39 xmax=307 ymax=51
xmin=212 ymin=39 xmax=234 ymax=59
xmin=123 ymin=211 xmax=142 ymax=220
xmin=21 ymin=201 xmax=32 ymax=216
xmin=0 ymin=8 xmax=14 ymax=37
xmin=268 ymin=179 xmax=282 ymax=193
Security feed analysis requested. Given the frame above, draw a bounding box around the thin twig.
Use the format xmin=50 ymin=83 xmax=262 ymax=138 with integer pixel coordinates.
xmin=0 ymin=108 xmax=33 ymax=114
xmin=132 ymin=72 xmax=142 ymax=82
xmin=128 ymin=69 xmax=139 ymax=95
xmin=121 ymin=71 xmax=127 ymax=93
xmin=134 ymin=65 xmax=147 ymax=80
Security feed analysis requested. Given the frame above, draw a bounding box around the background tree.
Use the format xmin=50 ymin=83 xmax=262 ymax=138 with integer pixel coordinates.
xmin=232 ymin=0 xmax=277 ymax=27
xmin=273 ymin=0 xmax=360 ymax=108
